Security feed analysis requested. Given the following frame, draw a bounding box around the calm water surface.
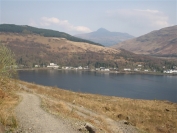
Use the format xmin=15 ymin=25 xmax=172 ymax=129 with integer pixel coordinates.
xmin=18 ymin=70 xmax=177 ymax=102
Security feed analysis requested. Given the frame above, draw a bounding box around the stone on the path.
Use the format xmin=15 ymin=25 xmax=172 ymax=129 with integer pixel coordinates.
xmin=84 ymin=123 xmax=96 ymax=133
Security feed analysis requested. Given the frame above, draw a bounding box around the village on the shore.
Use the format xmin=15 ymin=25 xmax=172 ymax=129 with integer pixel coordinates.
xmin=28 ymin=63 xmax=177 ymax=74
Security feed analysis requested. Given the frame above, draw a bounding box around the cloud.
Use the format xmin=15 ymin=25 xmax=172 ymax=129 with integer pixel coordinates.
xmin=40 ymin=17 xmax=92 ymax=33
xmin=106 ymin=9 xmax=170 ymax=29
xmin=29 ymin=19 xmax=37 ymax=27
xmin=134 ymin=9 xmax=169 ymax=27
xmin=134 ymin=9 xmax=160 ymax=14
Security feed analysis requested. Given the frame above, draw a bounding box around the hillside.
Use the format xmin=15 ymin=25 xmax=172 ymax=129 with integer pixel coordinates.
xmin=0 ymin=32 xmax=176 ymax=72
xmin=75 ymin=28 xmax=134 ymax=46
xmin=0 ymin=32 xmax=120 ymax=67
xmin=112 ymin=25 xmax=177 ymax=57
xmin=0 ymin=24 xmax=102 ymax=46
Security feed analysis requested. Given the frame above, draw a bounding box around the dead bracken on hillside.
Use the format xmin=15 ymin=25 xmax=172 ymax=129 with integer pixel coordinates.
xmin=113 ymin=25 xmax=177 ymax=56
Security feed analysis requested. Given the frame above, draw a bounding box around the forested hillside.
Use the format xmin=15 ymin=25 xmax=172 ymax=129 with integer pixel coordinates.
xmin=0 ymin=24 xmax=102 ymax=46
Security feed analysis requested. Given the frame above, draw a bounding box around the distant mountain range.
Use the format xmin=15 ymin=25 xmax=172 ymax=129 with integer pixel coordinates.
xmin=75 ymin=28 xmax=134 ymax=46
xmin=0 ymin=24 xmax=102 ymax=46
xmin=112 ymin=25 xmax=177 ymax=57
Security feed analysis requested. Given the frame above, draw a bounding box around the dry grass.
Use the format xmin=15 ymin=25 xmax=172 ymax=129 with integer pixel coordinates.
xmin=18 ymin=80 xmax=177 ymax=133
xmin=0 ymin=78 xmax=20 ymax=131
xmin=0 ymin=33 xmax=120 ymax=54
xmin=40 ymin=91 xmax=110 ymax=132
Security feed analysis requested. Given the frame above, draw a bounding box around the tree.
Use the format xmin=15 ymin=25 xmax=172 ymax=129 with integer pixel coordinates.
xmin=0 ymin=44 xmax=17 ymax=78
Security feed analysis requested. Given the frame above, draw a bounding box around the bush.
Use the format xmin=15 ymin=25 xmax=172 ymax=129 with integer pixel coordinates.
xmin=0 ymin=44 xmax=17 ymax=79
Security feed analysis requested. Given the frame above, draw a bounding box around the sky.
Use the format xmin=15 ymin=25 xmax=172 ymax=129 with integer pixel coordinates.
xmin=0 ymin=0 xmax=176 ymax=37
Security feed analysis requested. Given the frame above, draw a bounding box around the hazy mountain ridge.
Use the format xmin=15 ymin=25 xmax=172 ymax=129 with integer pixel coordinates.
xmin=0 ymin=24 xmax=102 ymax=46
xmin=75 ymin=28 xmax=134 ymax=46
xmin=112 ymin=25 xmax=177 ymax=56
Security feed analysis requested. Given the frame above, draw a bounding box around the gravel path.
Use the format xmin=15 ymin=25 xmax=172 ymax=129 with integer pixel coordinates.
xmin=15 ymin=92 xmax=80 ymax=133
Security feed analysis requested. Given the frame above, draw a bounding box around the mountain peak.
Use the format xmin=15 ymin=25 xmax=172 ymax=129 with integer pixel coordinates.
xmin=75 ymin=28 xmax=134 ymax=46
xmin=96 ymin=28 xmax=110 ymax=32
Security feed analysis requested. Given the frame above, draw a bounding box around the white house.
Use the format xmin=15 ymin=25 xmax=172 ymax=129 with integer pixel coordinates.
xmin=134 ymin=68 xmax=139 ymax=71
xmin=95 ymin=68 xmax=100 ymax=71
xmin=35 ymin=65 xmax=39 ymax=68
xmin=47 ymin=63 xmax=59 ymax=69
xmin=84 ymin=66 xmax=89 ymax=69
xmin=78 ymin=66 xmax=83 ymax=69
xmin=124 ymin=68 xmax=131 ymax=71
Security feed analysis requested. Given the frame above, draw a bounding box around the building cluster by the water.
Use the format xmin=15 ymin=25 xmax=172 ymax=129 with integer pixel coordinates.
xmin=163 ymin=69 xmax=177 ymax=74
xmin=43 ymin=63 xmax=152 ymax=73
xmin=163 ymin=66 xmax=177 ymax=73
xmin=32 ymin=63 xmax=177 ymax=74
xmin=62 ymin=66 xmax=89 ymax=70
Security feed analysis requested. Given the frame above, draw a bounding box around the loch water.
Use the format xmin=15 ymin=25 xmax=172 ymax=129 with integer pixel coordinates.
xmin=18 ymin=70 xmax=177 ymax=103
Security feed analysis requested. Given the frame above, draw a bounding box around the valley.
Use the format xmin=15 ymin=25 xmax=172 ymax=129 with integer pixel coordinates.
xmin=0 ymin=24 xmax=177 ymax=74
xmin=1 ymin=1 xmax=177 ymax=133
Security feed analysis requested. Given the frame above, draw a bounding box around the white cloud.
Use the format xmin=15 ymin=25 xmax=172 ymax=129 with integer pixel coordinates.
xmin=134 ymin=9 xmax=160 ymax=14
xmin=29 ymin=19 xmax=37 ymax=27
xmin=106 ymin=9 xmax=170 ymax=30
xmin=40 ymin=17 xmax=92 ymax=33
xmin=134 ymin=9 xmax=169 ymax=27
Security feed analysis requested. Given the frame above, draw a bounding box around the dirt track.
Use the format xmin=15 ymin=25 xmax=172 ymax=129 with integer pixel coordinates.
xmin=15 ymin=92 xmax=80 ymax=133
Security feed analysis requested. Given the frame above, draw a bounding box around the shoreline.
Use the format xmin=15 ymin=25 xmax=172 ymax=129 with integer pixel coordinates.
xmin=16 ymin=68 xmax=177 ymax=76
xmin=17 ymin=69 xmax=177 ymax=103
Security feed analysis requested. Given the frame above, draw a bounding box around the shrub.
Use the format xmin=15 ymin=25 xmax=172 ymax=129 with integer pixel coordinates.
xmin=0 ymin=44 xmax=17 ymax=79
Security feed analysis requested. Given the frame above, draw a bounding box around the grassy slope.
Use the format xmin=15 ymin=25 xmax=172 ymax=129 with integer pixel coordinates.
xmin=112 ymin=25 xmax=177 ymax=56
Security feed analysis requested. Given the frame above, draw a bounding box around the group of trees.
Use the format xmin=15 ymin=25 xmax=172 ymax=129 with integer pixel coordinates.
xmin=0 ymin=44 xmax=17 ymax=79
